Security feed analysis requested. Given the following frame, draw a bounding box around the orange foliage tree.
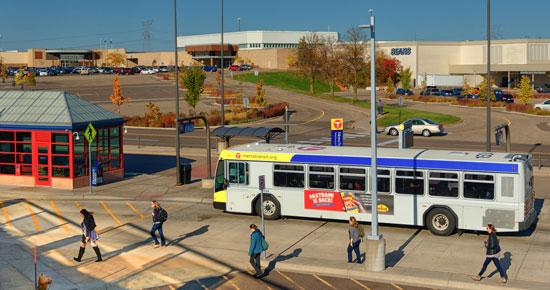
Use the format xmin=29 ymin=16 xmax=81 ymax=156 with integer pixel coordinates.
xmin=109 ymin=76 xmax=129 ymax=114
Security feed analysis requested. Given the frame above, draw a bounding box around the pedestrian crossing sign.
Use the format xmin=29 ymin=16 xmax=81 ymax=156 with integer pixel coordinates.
xmin=84 ymin=123 xmax=97 ymax=143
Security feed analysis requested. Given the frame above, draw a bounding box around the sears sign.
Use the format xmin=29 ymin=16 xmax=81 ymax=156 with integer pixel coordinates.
xmin=390 ymin=47 xmax=412 ymax=56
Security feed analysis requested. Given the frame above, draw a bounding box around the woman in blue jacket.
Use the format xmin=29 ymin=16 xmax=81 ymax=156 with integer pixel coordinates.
xmin=248 ymin=224 xmax=264 ymax=278
xmin=472 ymin=224 xmax=507 ymax=283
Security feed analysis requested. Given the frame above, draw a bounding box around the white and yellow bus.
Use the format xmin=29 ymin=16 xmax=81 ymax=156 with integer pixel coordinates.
xmin=213 ymin=143 xmax=536 ymax=236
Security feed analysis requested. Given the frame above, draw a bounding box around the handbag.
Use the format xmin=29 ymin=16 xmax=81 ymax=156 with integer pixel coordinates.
xmin=261 ymin=236 xmax=269 ymax=251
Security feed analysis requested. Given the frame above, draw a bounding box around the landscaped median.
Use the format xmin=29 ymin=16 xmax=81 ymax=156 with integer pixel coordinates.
xmin=234 ymin=71 xmax=461 ymax=127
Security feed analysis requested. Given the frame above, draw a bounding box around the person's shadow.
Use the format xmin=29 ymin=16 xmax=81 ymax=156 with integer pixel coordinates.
xmin=262 ymin=248 xmax=302 ymax=276
xmin=489 ymin=251 xmax=512 ymax=278
xmin=167 ymin=225 xmax=209 ymax=246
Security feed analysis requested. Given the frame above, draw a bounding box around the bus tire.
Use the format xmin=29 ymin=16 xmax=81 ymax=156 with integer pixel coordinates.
xmin=255 ymin=195 xmax=281 ymax=220
xmin=426 ymin=208 xmax=456 ymax=236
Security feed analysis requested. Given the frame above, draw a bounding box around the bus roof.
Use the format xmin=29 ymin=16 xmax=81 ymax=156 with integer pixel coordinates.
xmin=221 ymin=143 xmax=528 ymax=174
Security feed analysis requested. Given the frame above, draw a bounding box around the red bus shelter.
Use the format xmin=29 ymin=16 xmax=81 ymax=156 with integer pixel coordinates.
xmin=0 ymin=91 xmax=124 ymax=189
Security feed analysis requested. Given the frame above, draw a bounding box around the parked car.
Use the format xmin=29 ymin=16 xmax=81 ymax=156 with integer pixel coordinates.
xmin=385 ymin=118 xmax=444 ymax=137
xmin=536 ymin=86 xmax=550 ymax=93
xmin=534 ymin=99 xmax=550 ymax=110
xmin=203 ymin=65 xmax=218 ymax=72
xmin=451 ymin=88 xmax=463 ymax=96
xmin=420 ymin=88 xmax=441 ymax=96
xmin=440 ymin=89 xmax=453 ymax=96
xmin=494 ymin=89 xmax=514 ymax=103
xmin=158 ymin=66 xmax=169 ymax=72
xmin=239 ymin=64 xmax=252 ymax=71
xmin=140 ymin=68 xmax=156 ymax=74
xmin=228 ymin=64 xmax=241 ymax=71
xmin=396 ymin=88 xmax=414 ymax=96
xmin=37 ymin=68 xmax=50 ymax=76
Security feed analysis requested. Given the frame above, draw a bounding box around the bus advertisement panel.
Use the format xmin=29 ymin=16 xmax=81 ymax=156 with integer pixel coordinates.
xmin=304 ymin=190 xmax=394 ymax=215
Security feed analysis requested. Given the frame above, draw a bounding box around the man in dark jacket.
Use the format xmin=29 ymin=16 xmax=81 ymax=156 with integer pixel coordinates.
xmin=472 ymin=224 xmax=507 ymax=283
xmin=248 ymin=224 xmax=264 ymax=278
xmin=150 ymin=201 xmax=167 ymax=247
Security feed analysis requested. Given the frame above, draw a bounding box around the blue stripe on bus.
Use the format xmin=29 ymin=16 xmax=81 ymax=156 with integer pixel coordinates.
xmin=289 ymin=154 xmax=518 ymax=173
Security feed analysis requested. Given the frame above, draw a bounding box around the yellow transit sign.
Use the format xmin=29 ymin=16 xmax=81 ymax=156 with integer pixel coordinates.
xmin=84 ymin=123 xmax=97 ymax=143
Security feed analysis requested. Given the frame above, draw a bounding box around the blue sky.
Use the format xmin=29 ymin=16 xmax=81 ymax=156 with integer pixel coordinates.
xmin=0 ymin=0 xmax=548 ymax=52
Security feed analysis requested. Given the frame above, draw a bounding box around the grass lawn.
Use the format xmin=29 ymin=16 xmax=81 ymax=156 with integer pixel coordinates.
xmin=234 ymin=71 xmax=339 ymax=96
xmin=235 ymin=70 xmax=461 ymax=127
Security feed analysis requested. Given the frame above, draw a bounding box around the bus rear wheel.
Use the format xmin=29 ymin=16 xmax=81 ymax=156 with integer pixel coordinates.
xmin=255 ymin=195 xmax=281 ymax=220
xmin=426 ymin=208 xmax=456 ymax=236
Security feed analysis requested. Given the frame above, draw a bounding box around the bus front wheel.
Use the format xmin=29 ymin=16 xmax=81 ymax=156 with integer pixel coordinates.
xmin=426 ymin=208 xmax=456 ymax=236
xmin=255 ymin=195 xmax=281 ymax=220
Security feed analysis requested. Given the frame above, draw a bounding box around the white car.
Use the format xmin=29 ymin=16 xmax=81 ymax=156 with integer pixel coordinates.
xmin=534 ymin=99 xmax=550 ymax=110
xmin=140 ymin=68 xmax=156 ymax=74
xmin=384 ymin=118 xmax=444 ymax=137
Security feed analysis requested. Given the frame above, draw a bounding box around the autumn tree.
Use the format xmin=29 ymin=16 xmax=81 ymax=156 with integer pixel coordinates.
xmin=366 ymin=51 xmax=401 ymax=86
xmin=421 ymin=73 xmax=428 ymax=92
xmin=518 ymin=75 xmax=535 ymax=105
xmin=15 ymin=69 xmax=36 ymax=89
xmin=478 ymin=76 xmax=496 ymax=101
xmin=386 ymin=77 xmax=395 ymax=93
xmin=318 ymin=35 xmax=340 ymax=97
xmin=182 ymin=67 xmax=206 ymax=112
xmin=145 ymin=101 xmax=162 ymax=126
xmin=109 ymin=76 xmax=129 ymax=114
xmin=399 ymin=67 xmax=412 ymax=90
xmin=105 ymin=52 xmax=126 ymax=67
xmin=339 ymin=28 xmax=367 ymax=99
xmin=291 ymin=33 xmax=322 ymax=95
xmin=0 ymin=59 xmax=7 ymax=83
xmin=462 ymin=79 xmax=473 ymax=95
xmin=255 ymin=79 xmax=267 ymax=106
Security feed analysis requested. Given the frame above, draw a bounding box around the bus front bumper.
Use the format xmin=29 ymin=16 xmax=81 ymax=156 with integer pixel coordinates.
xmin=213 ymin=202 xmax=226 ymax=210
xmin=519 ymin=208 xmax=537 ymax=232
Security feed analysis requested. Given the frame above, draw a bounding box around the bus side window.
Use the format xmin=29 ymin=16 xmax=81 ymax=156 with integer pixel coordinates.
xmin=463 ymin=173 xmax=494 ymax=200
xmin=228 ymin=161 xmax=249 ymax=185
xmin=429 ymin=171 xmax=458 ymax=198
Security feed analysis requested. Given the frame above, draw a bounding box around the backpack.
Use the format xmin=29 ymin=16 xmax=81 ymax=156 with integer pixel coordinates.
xmin=358 ymin=225 xmax=365 ymax=238
xmin=159 ymin=208 xmax=168 ymax=222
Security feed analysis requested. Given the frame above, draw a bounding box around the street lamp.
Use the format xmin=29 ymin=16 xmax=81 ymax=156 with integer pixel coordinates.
xmin=486 ymin=0 xmax=492 ymax=152
xmin=220 ymin=0 xmax=225 ymax=127
xmin=173 ymin=0 xmax=182 ymax=185
xmin=359 ymin=9 xmax=386 ymax=272
xmin=237 ymin=17 xmax=241 ymax=32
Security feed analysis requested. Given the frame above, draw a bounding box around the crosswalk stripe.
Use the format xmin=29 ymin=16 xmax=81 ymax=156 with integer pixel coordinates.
xmin=24 ymin=202 xmax=42 ymax=232
xmin=276 ymin=270 xmax=305 ymax=290
xmin=100 ymin=201 xmax=122 ymax=226
xmin=50 ymin=201 xmax=70 ymax=233
xmin=74 ymin=201 xmax=81 ymax=210
xmin=195 ymin=279 xmax=209 ymax=290
xmin=392 ymin=283 xmax=405 ymax=290
xmin=222 ymin=275 xmax=240 ymax=290
xmin=126 ymin=201 xmax=145 ymax=219
xmin=313 ymin=274 xmax=337 ymax=290
xmin=351 ymin=278 xmax=372 ymax=290
xmin=0 ymin=201 xmax=12 ymax=227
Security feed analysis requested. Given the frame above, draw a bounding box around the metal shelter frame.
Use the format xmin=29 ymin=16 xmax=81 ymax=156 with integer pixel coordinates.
xmin=212 ymin=126 xmax=284 ymax=144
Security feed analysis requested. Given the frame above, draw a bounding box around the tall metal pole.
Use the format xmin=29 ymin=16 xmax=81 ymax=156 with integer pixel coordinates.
xmin=220 ymin=0 xmax=225 ymax=127
xmin=89 ymin=141 xmax=92 ymax=194
xmin=238 ymin=18 xmax=241 ymax=32
xmin=284 ymin=106 xmax=289 ymax=144
xmin=369 ymin=11 xmax=379 ymax=239
xmin=486 ymin=0 xmax=491 ymax=152
xmin=173 ymin=0 xmax=182 ymax=185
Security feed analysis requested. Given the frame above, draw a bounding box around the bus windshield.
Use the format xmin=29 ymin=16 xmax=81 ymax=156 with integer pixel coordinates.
xmin=214 ymin=159 xmax=225 ymax=192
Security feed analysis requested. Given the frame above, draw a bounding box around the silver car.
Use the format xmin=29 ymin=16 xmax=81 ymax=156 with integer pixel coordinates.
xmin=385 ymin=118 xmax=444 ymax=137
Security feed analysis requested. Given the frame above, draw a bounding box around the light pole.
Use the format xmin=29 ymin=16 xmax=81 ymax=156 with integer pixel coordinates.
xmin=237 ymin=17 xmax=241 ymax=32
xmin=359 ymin=9 xmax=386 ymax=272
xmin=486 ymin=0 xmax=491 ymax=152
xmin=220 ymin=0 xmax=225 ymax=127
xmin=173 ymin=0 xmax=182 ymax=185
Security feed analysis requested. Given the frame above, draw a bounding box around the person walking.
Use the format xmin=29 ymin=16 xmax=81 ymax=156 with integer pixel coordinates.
xmin=248 ymin=224 xmax=265 ymax=278
xmin=150 ymin=201 xmax=168 ymax=248
xmin=472 ymin=224 xmax=507 ymax=283
xmin=73 ymin=209 xmax=102 ymax=262
xmin=347 ymin=216 xmax=364 ymax=263
xmin=377 ymin=98 xmax=384 ymax=115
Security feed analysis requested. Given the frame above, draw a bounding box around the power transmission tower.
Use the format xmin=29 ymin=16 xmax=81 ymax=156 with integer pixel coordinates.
xmin=142 ymin=20 xmax=153 ymax=51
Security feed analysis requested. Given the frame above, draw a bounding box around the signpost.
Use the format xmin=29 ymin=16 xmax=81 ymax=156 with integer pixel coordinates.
xmin=330 ymin=118 xmax=344 ymax=146
xmin=284 ymin=106 xmax=296 ymax=144
xmin=258 ymin=175 xmax=266 ymax=258
xmin=84 ymin=123 xmax=96 ymax=194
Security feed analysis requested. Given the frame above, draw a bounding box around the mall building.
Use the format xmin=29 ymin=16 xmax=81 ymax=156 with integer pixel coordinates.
xmin=373 ymin=38 xmax=550 ymax=88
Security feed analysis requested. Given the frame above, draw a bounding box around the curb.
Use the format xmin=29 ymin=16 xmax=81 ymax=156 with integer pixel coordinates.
xmin=274 ymin=262 xmax=540 ymax=290
xmin=0 ymin=192 xmax=213 ymax=204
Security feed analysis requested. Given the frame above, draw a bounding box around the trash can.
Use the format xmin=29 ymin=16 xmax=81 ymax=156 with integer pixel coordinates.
xmin=180 ymin=164 xmax=192 ymax=184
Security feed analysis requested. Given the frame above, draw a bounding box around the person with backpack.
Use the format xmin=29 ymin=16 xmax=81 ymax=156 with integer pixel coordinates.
xmin=150 ymin=200 xmax=167 ymax=248
xmin=472 ymin=224 xmax=508 ymax=283
xmin=347 ymin=216 xmax=364 ymax=263
xmin=248 ymin=224 xmax=266 ymax=278
xmin=73 ymin=208 xmax=102 ymax=262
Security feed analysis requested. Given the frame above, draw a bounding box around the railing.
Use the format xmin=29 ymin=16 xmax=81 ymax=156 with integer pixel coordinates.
xmin=533 ymin=152 xmax=550 ymax=169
